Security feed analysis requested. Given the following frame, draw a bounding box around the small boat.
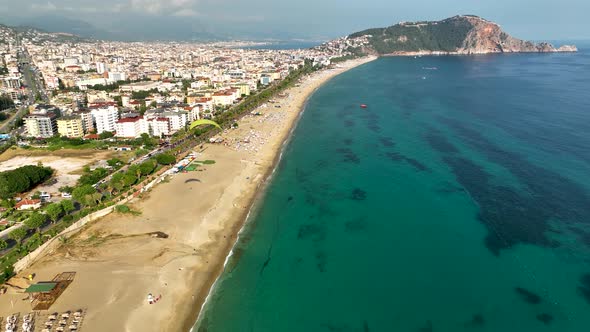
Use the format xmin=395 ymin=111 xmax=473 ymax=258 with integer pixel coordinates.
xmin=360 ymin=104 xmax=368 ymax=109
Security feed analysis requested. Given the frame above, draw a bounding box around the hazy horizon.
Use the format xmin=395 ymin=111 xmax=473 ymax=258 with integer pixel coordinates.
xmin=0 ymin=0 xmax=588 ymax=41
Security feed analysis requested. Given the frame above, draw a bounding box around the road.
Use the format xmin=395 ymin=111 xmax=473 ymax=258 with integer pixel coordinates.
xmin=18 ymin=48 xmax=49 ymax=104
xmin=0 ymin=106 xmax=28 ymax=133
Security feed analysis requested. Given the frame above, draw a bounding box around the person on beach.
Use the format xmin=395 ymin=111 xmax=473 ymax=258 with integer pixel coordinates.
xmin=147 ymin=293 xmax=154 ymax=304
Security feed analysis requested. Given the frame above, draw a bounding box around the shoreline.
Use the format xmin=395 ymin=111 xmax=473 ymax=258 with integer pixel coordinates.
xmin=381 ymin=48 xmax=578 ymax=57
xmin=189 ymin=93 xmax=306 ymax=331
xmin=182 ymin=55 xmax=377 ymax=332
xmin=0 ymin=56 xmax=376 ymax=332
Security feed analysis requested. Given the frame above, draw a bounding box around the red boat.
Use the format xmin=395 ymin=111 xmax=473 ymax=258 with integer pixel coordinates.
xmin=360 ymin=104 xmax=368 ymax=109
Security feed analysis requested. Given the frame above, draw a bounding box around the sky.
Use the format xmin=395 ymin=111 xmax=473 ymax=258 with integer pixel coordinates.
xmin=0 ymin=0 xmax=588 ymax=41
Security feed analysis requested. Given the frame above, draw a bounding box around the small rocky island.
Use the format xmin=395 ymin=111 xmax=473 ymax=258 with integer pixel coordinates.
xmin=344 ymin=15 xmax=577 ymax=56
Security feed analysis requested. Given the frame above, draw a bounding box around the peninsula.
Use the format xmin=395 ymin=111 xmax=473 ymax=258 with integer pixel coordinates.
xmin=336 ymin=15 xmax=577 ymax=56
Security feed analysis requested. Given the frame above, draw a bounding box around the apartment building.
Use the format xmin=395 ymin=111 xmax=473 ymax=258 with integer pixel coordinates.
xmin=115 ymin=116 xmax=147 ymax=138
xmin=57 ymin=116 xmax=84 ymax=138
xmin=74 ymin=109 xmax=95 ymax=133
xmin=24 ymin=112 xmax=57 ymax=138
xmin=91 ymin=106 xmax=119 ymax=134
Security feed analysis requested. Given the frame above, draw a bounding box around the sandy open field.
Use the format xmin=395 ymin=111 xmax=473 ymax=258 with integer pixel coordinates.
xmin=0 ymin=57 xmax=376 ymax=332
xmin=0 ymin=150 xmax=117 ymax=196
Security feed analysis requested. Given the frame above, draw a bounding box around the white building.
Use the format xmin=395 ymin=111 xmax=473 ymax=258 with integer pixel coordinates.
xmin=44 ymin=76 xmax=59 ymax=90
xmin=147 ymin=117 xmax=171 ymax=137
xmin=74 ymin=110 xmax=95 ymax=133
xmin=64 ymin=57 xmax=78 ymax=66
xmin=212 ymin=88 xmax=240 ymax=106
xmin=108 ymin=72 xmax=126 ymax=82
xmin=145 ymin=110 xmax=187 ymax=134
xmin=115 ymin=116 xmax=147 ymax=138
xmin=24 ymin=113 xmax=57 ymax=138
xmin=96 ymin=62 xmax=107 ymax=74
xmin=91 ymin=106 xmax=119 ymax=134
xmin=76 ymin=78 xmax=108 ymax=90
xmin=120 ymin=81 xmax=160 ymax=92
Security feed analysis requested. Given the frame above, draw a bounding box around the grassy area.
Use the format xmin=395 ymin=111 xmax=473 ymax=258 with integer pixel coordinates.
xmin=197 ymin=160 xmax=216 ymax=165
xmin=0 ymin=146 xmax=112 ymax=162
xmin=114 ymin=204 xmax=141 ymax=215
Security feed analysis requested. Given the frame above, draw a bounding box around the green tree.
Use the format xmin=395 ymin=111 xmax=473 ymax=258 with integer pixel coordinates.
xmin=139 ymin=160 xmax=156 ymax=176
xmin=45 ymin=203 xmax=63 ymax=223
xmin=72 ymin=184 xmax=97 ymax=205
xmin=122 ymin=173 xmax=137 ymax=187
xmin=61 ymin=199 xmax=75 ymax=214
xmin=78 ymin=167 xmax=109 ymax=186
xmin=9 ymin=227 xmax=27 ymax=245
xmin=113 ymin=95 xmax=123 ymax=107
xmin=107 ymin=158 xmax=123 ymax=168
xmin=0 ymin=238 xmax=7 ymax=250
xmin=109 ymin=173 xmax=126 ymax=193
xmin=25 ymin=212 xmax=46 ymax=232
xmin=0 ymin=165 xmax=53 ymax=199
xmin=156 ymin=153 xmax=176 ymax=165
xmin=59 ymin=186 xmax=74 ymax=193
xmin=99 ymin=131 xmax=115 ymax=140
xmin=128 ymin=165 xmax=141 ymax=181
xmin=0 ymin=95 xmax=14 ymax=111
xmin=140 ymin=133 xmax=155 ymax=149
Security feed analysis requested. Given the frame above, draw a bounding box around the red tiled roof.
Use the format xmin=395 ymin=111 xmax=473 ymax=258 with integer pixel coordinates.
xmin=15 ymin=199 xmax=41 ymax=209
xmin=117 ymin=117 xmax=143 ymax=123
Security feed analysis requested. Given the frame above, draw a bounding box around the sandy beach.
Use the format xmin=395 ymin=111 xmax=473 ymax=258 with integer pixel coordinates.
xmin=0 ymin=56 xmax=376 ymax=332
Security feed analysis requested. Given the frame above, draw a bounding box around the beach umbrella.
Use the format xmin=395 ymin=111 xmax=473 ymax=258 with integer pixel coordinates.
xmin=189 ymin=119 xmax=221 ymax=131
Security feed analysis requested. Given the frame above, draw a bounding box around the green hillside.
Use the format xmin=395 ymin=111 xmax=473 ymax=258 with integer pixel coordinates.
xmin=349 ymin=16 xmax=478 ymax=53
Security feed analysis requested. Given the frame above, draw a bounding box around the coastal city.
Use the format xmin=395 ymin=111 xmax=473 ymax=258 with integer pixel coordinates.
xmin=0 ymin=26 xmax=364 ymax=141
xmin=0 ymin=22 xmax=373 ymax=332
xmin=0 ymin=3 xmax=587 ymax=331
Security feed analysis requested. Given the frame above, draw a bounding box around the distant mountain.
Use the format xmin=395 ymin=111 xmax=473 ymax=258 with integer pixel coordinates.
xmin=0 ymin=23 xmax=91 ymax=44
xmin=10 ymin=16 xmax=115 ymax=40
xmin=2 ymin=15 xmax=230 ymax=41
xmin=347 ymin=15 xmax=577 ymax=55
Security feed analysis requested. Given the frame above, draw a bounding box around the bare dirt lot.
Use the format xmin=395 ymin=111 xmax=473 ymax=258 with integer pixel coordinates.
xmin=0 ymin=148 xmax=117 ymax=196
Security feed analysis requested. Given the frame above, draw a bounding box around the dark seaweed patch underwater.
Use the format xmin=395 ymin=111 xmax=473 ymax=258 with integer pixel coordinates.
xmin=198 ymin=52 xmax=590 ymax=331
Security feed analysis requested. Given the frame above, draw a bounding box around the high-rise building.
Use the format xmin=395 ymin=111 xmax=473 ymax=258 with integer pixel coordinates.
xmin=91 ymin=106 xmax=119 ymax=134
xmin=96 ymin=62 xmax=107 ymax=74
xmin=24 ymin=113 xmax=57 ymax=138
xmin=74 ymin=110 xmax=95 ymax=133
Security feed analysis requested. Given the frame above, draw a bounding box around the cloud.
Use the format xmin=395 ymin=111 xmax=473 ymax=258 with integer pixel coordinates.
xmin=30 ymin=1 xmax=57 ymax=11
xmin=173 ymin=8 xmax=199 ymax=17
xmin=129 ymin=0 xmax=198 ymax=15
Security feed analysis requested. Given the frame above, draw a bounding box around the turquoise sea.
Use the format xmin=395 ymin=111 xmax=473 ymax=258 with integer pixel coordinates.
xmin=196 ymin=46 xmax=590 ymax=332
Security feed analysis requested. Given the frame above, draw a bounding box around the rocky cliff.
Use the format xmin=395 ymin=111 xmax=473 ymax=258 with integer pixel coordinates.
xmin=347 ymin=15 xmax=577 ymax=55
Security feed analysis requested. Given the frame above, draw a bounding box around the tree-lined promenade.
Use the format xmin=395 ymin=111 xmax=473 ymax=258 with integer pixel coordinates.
xmin=0 ymin=60 xmax=322 ymax=284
